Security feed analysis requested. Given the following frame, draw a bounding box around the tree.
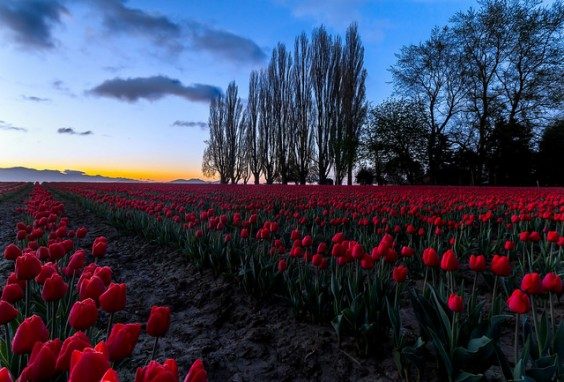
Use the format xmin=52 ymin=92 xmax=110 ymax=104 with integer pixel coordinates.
xmin=311 ymin=26 xmax=335 ymax=185
xmin=356 ymin=167 xmax=375 ymax=185
xmin=361 ymin=99 xmax=427 ymax=184
xmin=259 ymin=69 xmax=277 ymax=184
xmin=202 ymin=96 xmax=228 ymax=183
xmin=246 ymin=71 xmax=262 ymax=184
xmin=341 ymin=23 xmax=368 ymax=185
xmin=537 ymin=119 xmax=564 ymax=186
xmin=291 ymin=33 xmax=315 ymax=185
xmin=390 ymin=26 xmax=467 ymax=184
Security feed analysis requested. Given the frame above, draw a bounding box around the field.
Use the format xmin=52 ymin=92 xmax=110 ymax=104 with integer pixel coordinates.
xmin=0 ymin=183 xmax=563 ymax=381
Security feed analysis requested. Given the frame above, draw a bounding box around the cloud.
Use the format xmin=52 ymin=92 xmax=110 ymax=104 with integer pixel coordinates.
xmin=0 ymin=120 xmax=27 ymax=132
xmin=282 ymin=0 xmax=368 ymax=29
xmin=172 ymin=120 xmax=208 ymax=130
xmin=0 ymin=0 xmax=67 ymax=49
xmin=57 ymin=127 xmax=93 ymax=136
xmin=52 ymin=80 xmax=76 ymax=97
xmin=90 ymin=0 xmax=266 ymax=63
xmin=185 ymin=21 xmax=267 ymax=63
xmin=87 ymin=76 xmax=222 ymax=103
xmin=22 ymin=95 xmax=50 ymax=102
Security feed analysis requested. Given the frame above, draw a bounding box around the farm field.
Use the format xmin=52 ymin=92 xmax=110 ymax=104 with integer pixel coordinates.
xmin=0 ymin=183 xmax=562 ymax=381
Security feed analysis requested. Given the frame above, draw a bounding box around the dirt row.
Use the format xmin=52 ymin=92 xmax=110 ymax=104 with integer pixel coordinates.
xmin=0 ymin=191 xmax=397 ymax=381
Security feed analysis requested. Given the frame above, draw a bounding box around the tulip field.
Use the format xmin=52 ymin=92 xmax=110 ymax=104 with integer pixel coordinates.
xmin=0 ymin=183 xmax=563 ymax=381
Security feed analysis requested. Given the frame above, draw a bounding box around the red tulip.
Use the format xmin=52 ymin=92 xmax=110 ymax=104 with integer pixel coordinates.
xmin=277 ymin=259 xmax=287 ymax=273
xmin=99 ymin=283 xmax=127 ymax=313
xmin=0 ymin=301 xmax=18 ymax=325
xmin=135 ymin=359 xmax=178 ymax=382
xmin=0 ymin=367 xmax=13 ymax=382
xmin=507 ymin=289 xmax=530 ymax=314
xmin=1 ymin=284 xmax=24 ymax=304
xmin=15 ymin=252 xmax=42 ymax=280
xmin=184 ymin=359 xmax=207 ymax=382
xmin=11 ymin=315 xmax=49 ymax=354
xmin=491 ymin=255 xmax=511 ymax=277
xmin=546 ymin=231 xmax=559 ymax=243
xmin=101 ymin=368 xmax=120 ymax=382
xmin=504 ymin=240 xmax=515 ymax=251
xmin=64 ymin=249 xmax=86 ymax=277
xmin=422 ymin=247 xmax=439 ymax=267
xmin=69 ymin=344 xmax=111 ymax=382
xmin=76 ymin=227 xmax=88 ymax=239
xmin=542 ymin=272 xmax=562 ymax=294
xmin=447 ymin=293 xmax=464 ymax=312
xmin=106 ymin=323 xmax=142 ymax=362
xmin=301 ymin=235 xmax=313 ymax=247
xmin=78 ymin=275 xmax=107 ymax=303
xmin=48 ymin=242 xmax=66 ymax=261
xmin=400 ymin=246 xmax=415 ymax=257
xmin=42 ymin=273 xmax=69 ymax=301
xmin=360 ymin=255 xmax=374 ymax=270
xmin=35 ymin=262 xmax=59 ymax=284
xmin=440 ymin=249 xmax=459 ymax=272
xmin=469 ymin=254 xmax=486 ymax=272
xmin=92 ymin=237 xmax=108 ymax=258
xmin=147 ymin=306 xmax=171 ymax=337
xmin=521 ymin=273 xmax=542 ymax=295
xmin=3 ymin=244 xmax=21 ymax=261
xmin=19 ymin=339 xmax=62 ymax=381
xmin=56 ymin=331 xmax=92 ymax=372
xmin=392 ymin=265 xmax=408 ymax=283
xmin=519 ymin=231 xmax=529 ymax=242
xmin=69 ymin=298 xmax=98 ymax=330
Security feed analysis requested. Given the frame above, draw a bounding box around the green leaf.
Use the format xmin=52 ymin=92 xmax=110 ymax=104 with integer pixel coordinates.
xmin=455 ymin=371 xmax=484 ymax=382
xmin=554 ymin=321 xmax=564 ymax=366
xmin=526 ymin=354 xmax=558 ymax=381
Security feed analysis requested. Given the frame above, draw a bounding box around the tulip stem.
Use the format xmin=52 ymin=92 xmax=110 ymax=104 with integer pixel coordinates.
xmin=491 ymin=276 xmax=498 ymax=317
xmin=530 ymin=296 xmax=542 ymax=356
xmin=514 ymin=314 xmax=519 ymax=365
xmin=106 ymin=312 xmax=114 ymax=340
xmin=470 ymin=272 xmax=477 ymax=309
xmin=423 ymin=267 xmax=428 ymax=292
xmin=4 ymin=324 xmax=11 ymax=364
xmin=549 ymin=292 xmax=555 ymax=335
xmin=150 ymin=336 xmax=159 ymax=360
xmin=24 ymin=280 xmax=29 ymax=318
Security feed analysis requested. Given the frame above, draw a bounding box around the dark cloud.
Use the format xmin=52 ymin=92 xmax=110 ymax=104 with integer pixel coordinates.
xmin=0 ymin=0 xmax=67 ymax=49
xmin=87 ymin=76 xmax=222 ymax=103
xmin=22 ymin=95 xmax=50 ymax=102
xmin=172 ymin=120 xmax=208 ymax=130
xmin=186 ymin=21 xmax=267 ymax=63
xmin=0 ymin=120 xmax=27 ymax=132
xmin=57 ymin=127 xmax=93 ymax=136
xmin=90 ymin=0 xmax=265 ymax=63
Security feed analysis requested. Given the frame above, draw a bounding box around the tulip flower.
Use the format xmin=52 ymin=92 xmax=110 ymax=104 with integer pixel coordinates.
xmin=101 ymin=368 xmax=120 ymax=382
xmin=99 ymin=283 xmax=126 ymax=314
xmin=69 ymin=345 xmax=111 ymax=382
xmin=277 ymin=259 xmax=287 ymax=273
xmin=106 ymin=323 xmax=142 ymax=362
xmin=69 ymin=298 xmax=98 ymax=331
xmin=15 ymin=252 xmax=42 ymax=280
xmin=184 ymin=359 xmax=207 ymax=382
xmin=48 ymin=242 xmax=66 ymax=261
xmin=490 ymin=255 xmax=511 ymax=277
xmin=42 ymin=273 xmax=69 ymax=302
xmin=422 ymin=247 xmax=439 ymax=267
xmin=12 ymin=315 xmax=49 ymax=354
xmin=0 ymin=301 xmax=18 ymax=325
xmin=3 ymin=244 xmax=21 ymax=261
xmin=56 ymin=331 xmax=92 ymax=372
xmin=147 ymin=305 xmax=171 ymax=359
xmin=19 ymin=339 xmax=62 ymax=381
xmin=0 ymin=368 xmax=13 ymax=382
xmin=135 ymin=359 xmax=178 ymax=382
xmin=447 ymin=293 xmax=463 ymax=313
xmin=507 ymin=289 xmax=531 ymax=363
xmin=1 ymin=284 xmax=24 ymax=304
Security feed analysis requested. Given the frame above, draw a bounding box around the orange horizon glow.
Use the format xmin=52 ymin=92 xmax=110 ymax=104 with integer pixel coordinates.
xmin=0 ymin=163 xmax=212 ymax=182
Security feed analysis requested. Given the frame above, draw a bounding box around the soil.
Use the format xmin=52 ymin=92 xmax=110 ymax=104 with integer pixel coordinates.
xmin=0 ymin=191 xmax=398 ymax=381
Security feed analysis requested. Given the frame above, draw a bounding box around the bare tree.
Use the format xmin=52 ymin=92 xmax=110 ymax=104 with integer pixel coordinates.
xmin=390 ymin=26 xmax=467 ymax=184
xmin=245 ymin=70 xmax=262 ymax=184
xmin=341 ymin=23 xmax=367 ymax=185
xmin=311 ymin=26 xmax=335 ymax=184
xmin=268 ymin=43 xmax=293 ymax=184
xmin=291 ymin=33 xmax=315 ymax=185
xmin=202 ymin=95 xmax=229 ymax=183
xmin=259 ymin=69 xmax=277 ymax=184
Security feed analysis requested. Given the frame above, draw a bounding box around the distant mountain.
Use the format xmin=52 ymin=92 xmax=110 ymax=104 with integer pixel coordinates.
xmin=169 ymin=178 xmax=207 ymax=184
xmin=0 ymin=167 xmax=141 ymax=183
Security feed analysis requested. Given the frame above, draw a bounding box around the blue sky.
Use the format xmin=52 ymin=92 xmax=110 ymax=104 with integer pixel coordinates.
xmin=0 ymin=0 xmax=476 ymax=181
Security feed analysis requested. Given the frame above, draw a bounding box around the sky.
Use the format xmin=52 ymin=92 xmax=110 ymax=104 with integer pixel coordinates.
xmin=0 ymin=0 xmax=477 ymax=182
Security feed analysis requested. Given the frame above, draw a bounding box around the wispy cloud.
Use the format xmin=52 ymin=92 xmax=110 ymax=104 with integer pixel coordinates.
xmin=0 ymin=120 xmax=27 ymax=132
xmin=87 ymin=76 xmax=222 ymax=103
xmin=0 ymin=0 xmax=67 ymax=49
xmin=172 ymin=120 xmax=208 ymax=130
xmin=21 ymin=95 xmax=50 ymax=102
xmin=57 ymin=127 xmax=93 ymax=136
xmin=52 ymin=80 xmax=76 ymax=97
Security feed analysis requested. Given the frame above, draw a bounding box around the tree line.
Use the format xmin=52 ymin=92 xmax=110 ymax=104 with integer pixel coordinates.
xmin=202 ymin=23 xmax=367 ymax=185
xmin=203 ymin=0 xmax=563 ymax=186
